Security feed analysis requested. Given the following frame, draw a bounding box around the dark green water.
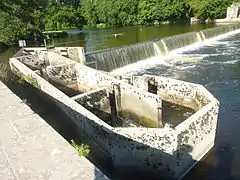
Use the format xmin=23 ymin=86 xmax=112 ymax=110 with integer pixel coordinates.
xmin=54 ymin=24 xmax=216 ymax=52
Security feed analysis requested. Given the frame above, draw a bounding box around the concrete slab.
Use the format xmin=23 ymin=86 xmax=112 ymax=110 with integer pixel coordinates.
xmin=0 ymin=81 xmax=109 ymax=180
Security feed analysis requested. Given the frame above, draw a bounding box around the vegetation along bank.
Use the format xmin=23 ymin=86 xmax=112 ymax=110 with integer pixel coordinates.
xmin=0 ymin=0 xmax=238 ymax=45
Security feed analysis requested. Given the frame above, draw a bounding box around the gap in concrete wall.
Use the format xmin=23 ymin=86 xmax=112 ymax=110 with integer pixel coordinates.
xmin=74 ymin=90 xmax=159 ymax=128
xmin=74 ymin=91 xmax=195 ymax=128
xmin=74 ymin=90 xmax=197 ymax=128
xmin=162 ymin=100 xmax=195 ymax=127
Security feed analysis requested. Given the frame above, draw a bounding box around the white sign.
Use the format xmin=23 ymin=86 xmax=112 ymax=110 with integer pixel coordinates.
xmin=18 ymin=40 xmax=26 ymax=47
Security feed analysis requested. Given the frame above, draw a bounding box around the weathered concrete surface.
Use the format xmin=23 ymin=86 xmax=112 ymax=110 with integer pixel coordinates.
xmin=46 ymin=63 xmax=78 ymax=88
xmin=14 ymin=47 xmax=86 ymax=65
xmin=131 ymin=75 xmax=203 ymax=111
xmin=0 ymin=81 xmax=109 ymax=180
xmin=227 ymin=4 xmax=240 ymax=19
xmin=9 ymin=51 xmax=220 ymax=179
xmin=68 ymin=47 xmax=86 ymax=64
xmin=215 ymin=18 xmax=240 ymax=24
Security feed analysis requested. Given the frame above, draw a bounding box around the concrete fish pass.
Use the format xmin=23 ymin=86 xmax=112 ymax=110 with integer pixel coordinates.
xmin=9 ymin=25 xmax=233 ymax=180
xmin=9 ymin=47 xmax=220 ymax=179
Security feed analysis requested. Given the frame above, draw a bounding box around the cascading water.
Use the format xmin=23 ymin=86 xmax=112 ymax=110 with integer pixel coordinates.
xmin=154 ymin=32 xmax=201 ymax=54
xmin=198 ymin=31 xmax=206 ymax=41
xmin=154 ymin=40 xmax=168 ymax=55
xmin=85 ymin=24 xmax=240 ymax=73
xmin=201 ymin=24 xmax=240 ymax=39
xmin=153 ymin=42 xmax=163 ymax=55
xmin=85 ymin=41 xmax=160 ymax=72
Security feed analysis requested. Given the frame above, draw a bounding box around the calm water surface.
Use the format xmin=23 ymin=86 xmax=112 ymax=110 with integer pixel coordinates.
xmin=2 ymin=24 xmax=238 ymax=180
xmin=55 ymin=24 xmax=216 ymax=52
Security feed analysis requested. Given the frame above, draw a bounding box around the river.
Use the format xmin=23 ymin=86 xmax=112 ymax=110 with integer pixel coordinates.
xmin=121 ymin=31 xmax=240 ymax=180
xmin=2 ymin=23 xmax=240 ymax=179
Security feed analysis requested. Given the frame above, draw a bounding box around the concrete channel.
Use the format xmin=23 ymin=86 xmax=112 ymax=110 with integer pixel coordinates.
xmin=0 ymin=80 xmax=109 ymax=180
xmin=9 ymin=46 xmax=220 ymax=179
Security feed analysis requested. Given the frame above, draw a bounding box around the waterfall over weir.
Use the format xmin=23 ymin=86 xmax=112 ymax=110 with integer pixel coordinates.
xmin=85 ymin=24 xmax=240 ymax=72
xmin=85 ymin=41 xmax=159 ymax=72
xmin=201 ymin=24 xmax=240 ymax=39
xmin=154 ymin=32 xmax=202 ymax=55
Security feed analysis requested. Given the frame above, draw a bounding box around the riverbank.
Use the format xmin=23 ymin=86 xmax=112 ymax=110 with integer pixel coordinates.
xmin=215 ymin=18 xmax=240 ymax=24
xmin=42 ymin=30 xmax=69 ymax=38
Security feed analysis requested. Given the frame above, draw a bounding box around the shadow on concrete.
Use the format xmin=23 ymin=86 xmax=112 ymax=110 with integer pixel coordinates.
xmin=25 ymin=88 xmax=198 ymax=180
xmin=0 ymin=72 xmax=222 ymax=180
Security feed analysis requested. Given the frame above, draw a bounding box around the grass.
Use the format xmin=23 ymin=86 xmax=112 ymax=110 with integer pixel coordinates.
xmin=71 ymin=140 xmax=90 ymax=157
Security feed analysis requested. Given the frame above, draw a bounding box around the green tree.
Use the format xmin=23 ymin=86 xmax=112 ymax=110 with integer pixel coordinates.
xmin=0 ymin=0 xmax=238 ymax=45
xmin=188 ymin=0 xmax=233 ymax=19
xmin=0 ymin=12 xmax=27 ymax=45
xmin=0 ymin=0 xmax=46 ymax=45
xmin=138 ymin=0 xmax=159 ymax=25
xmin=82 ymin=0 xmax=99 ymax=28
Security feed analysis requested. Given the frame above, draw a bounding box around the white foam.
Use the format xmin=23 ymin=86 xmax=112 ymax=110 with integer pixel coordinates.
xmin=111 ymin=55 xmax=172 ymax=75
xmin=111 ymin=29 xmax=240 ymax=75
xmin=203 ymin=29 xmax=240 ymax=44
xmin=175 ymin=64 xmax=197 ymax=70
xmin=221 ymin=59 xmax=239 ymax=64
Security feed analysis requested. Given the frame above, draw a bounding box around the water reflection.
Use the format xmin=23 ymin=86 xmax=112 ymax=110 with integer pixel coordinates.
xmin=53 ymin=24 xmax=216 ymax=52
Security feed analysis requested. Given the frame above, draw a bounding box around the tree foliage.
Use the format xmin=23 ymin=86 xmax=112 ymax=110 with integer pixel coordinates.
xmin=0 ymin=0 xmax=238 ymax=45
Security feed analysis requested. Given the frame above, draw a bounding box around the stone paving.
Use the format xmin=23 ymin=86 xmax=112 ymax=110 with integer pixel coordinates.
xmin=0 ymin=81 xmax=109 ymax=180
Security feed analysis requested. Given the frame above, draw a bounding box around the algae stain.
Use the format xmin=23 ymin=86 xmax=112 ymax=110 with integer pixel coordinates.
xmin=119 ymin=110 xmax=161 ymax=128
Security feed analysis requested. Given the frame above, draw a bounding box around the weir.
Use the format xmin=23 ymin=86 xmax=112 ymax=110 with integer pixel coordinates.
xmin=85 ymin=24 xmax=240 ymax=72
xmin=85 ymin=41 xmax=159 ymax=71
xmin=154 ymin=39 xmax=168 ymax=55
xmin=154 ymin=32 xmax=201 ymax=55
xmin=200 ymin=24 xmax=240 ymax=39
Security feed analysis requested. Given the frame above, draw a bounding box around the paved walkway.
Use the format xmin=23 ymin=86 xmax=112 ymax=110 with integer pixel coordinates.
xmin=0 ymin=81 xmax=109 ymax=180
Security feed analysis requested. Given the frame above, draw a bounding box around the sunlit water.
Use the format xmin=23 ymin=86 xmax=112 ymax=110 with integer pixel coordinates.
xmin=124 ymin=33 xmax=240 ymax=180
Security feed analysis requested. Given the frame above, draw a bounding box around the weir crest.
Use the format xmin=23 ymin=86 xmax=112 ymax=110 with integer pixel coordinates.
xmin=85 ymin=24 xmax=240 ymax=72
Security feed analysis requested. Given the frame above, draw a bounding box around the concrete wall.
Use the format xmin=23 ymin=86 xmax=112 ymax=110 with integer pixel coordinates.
xmin=9 ymin=58 xmax=114 ymax=155
xmin=68 ymin=47 xmax=86 ymax=64
xmin=118 ymin=81 xmax=162 ymax=127
xmin=227 ymin=5 xmax=239 ymax=19
xmin=47 ymin=63 xmax=77 ymax=86
xmin=46 ymin=63 xmax=80 ymax=94
xmin=72 ymin=87 xmax=114 ymax=126
xmin=9 ymin=53 xmax=220 ymax=179
xmin=111 ymin=91 xmax=219 ymax=179
xmin=74 ymin=63 xmax=163 ymax=127
xmin=47 ymin=52 xmax=75 ymax=66
xmin=130 ymin=75 xmax=202 ymax=111
xmin=14 ymin=47 xmax=85 ymax=65
xmin=15 ymin=55 xmax=45 ymax=70
xmin=72 ymin=87 xmax=111 ymax=112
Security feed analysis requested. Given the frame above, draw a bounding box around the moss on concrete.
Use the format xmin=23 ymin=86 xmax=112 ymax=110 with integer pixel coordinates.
xmin=119 ymin=110 xmax=161 ymax=128
xmin=24 ymin=75 xmax=41 ymax=89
